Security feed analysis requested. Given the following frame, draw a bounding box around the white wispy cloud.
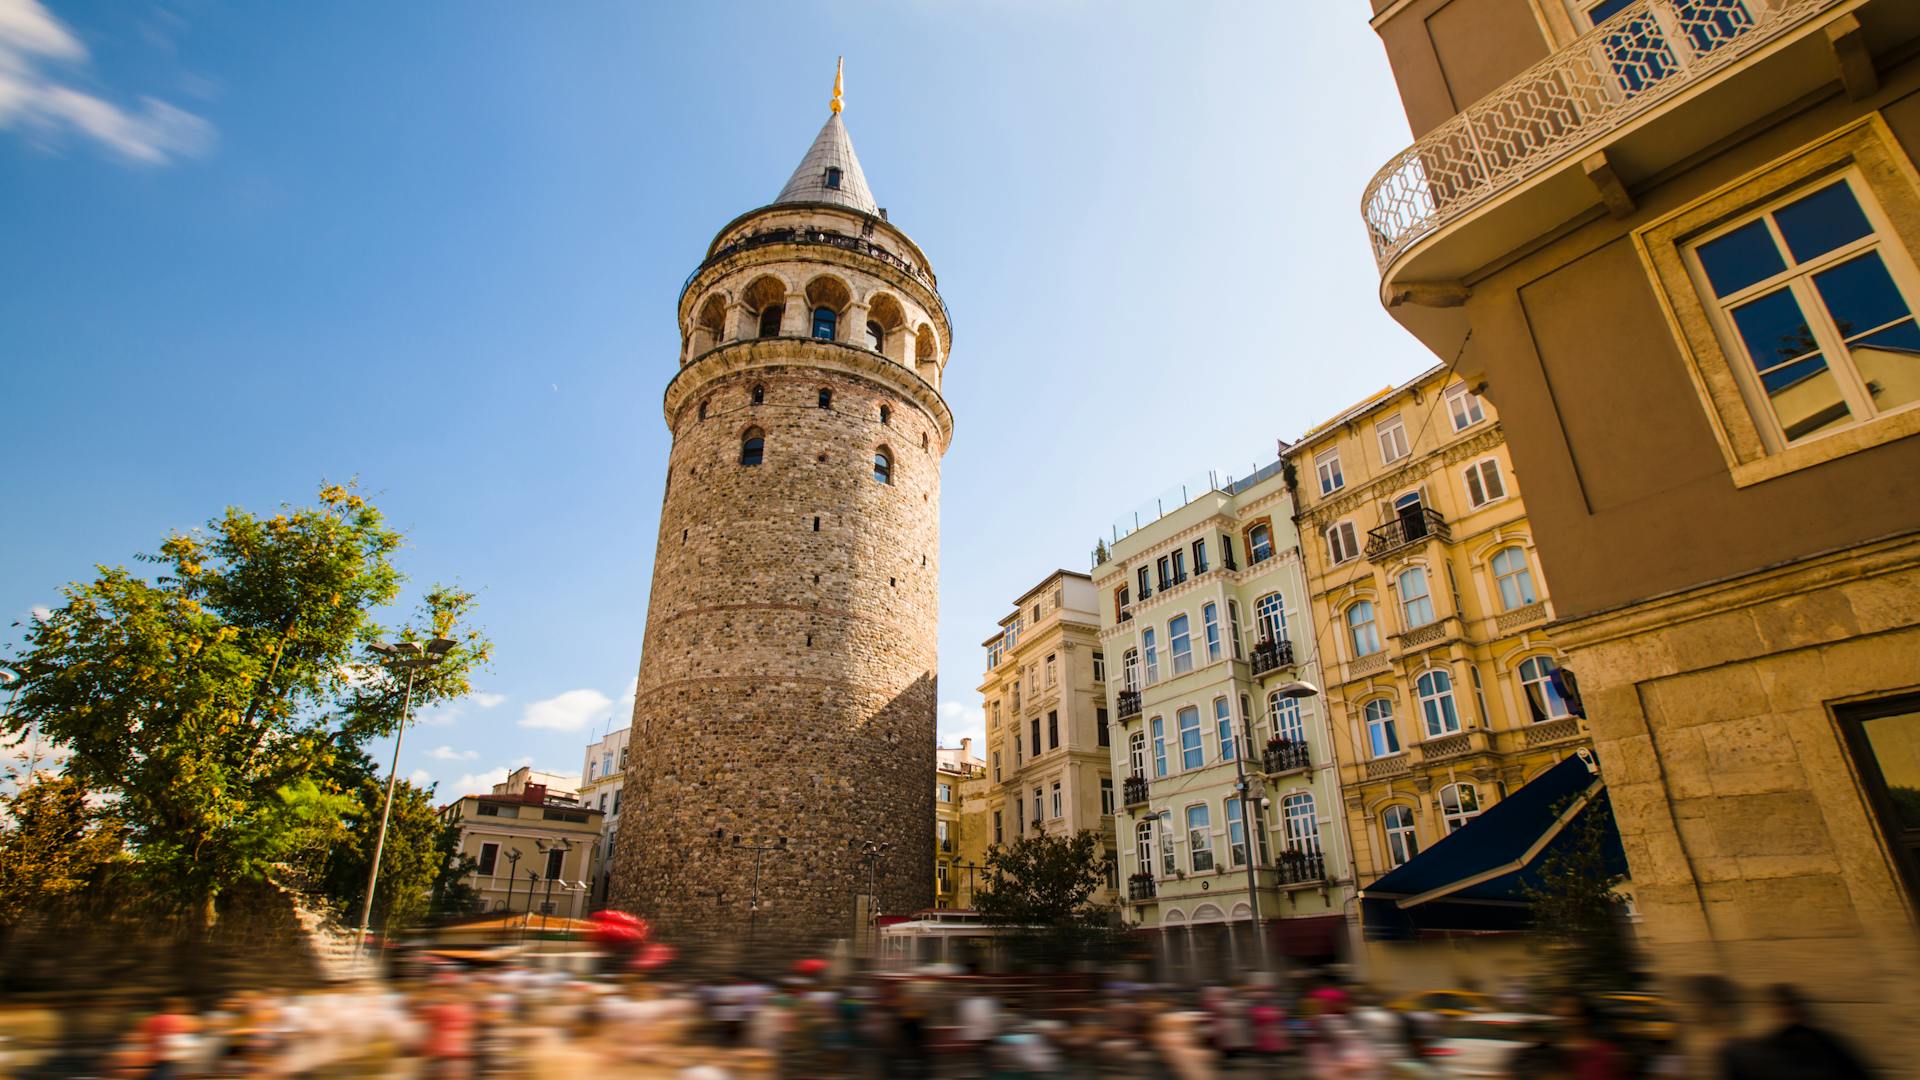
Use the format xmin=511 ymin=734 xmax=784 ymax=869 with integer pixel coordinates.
xmin=0 ymin=0 xmax=213 ymax=164
xmin=938 ymin=699 xmax=985 ymax=749
xmin=520 ymin=689 xmax=612 ymax=732
xmin=406 ymin=768 xmax=433 ymax=787
xmin=449 ymin=767 xmax=510 ymax=795
xmin=414 ymin=691 xmax=505 ymax=728
xmin=425 ymin=745 xmax=477 ymax=762
xmin=468 ymin=692 xmax=506 ymax=709
xmin=29 ymin=606 xmax=51 ymax=622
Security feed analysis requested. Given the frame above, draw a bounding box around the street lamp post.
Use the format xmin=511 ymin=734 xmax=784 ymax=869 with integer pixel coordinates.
xmin=534 ymin=838 xmax=576 ymax=938
xmin=851 ymin=839 xmax=891 ymax=956
xmin=715 ymin=830 xmax=787 ymax=949
xmin=1257 ymin=678 xmax=1323 ymax=974
xmin=501 ymin=848 xmax=523 ymax=941
xmin=356 ymin=637 xmax=456 ymax=965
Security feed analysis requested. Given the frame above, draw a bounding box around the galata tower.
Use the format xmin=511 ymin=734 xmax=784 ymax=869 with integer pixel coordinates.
xmin=611 ymin=64 xmax=949 ymax=948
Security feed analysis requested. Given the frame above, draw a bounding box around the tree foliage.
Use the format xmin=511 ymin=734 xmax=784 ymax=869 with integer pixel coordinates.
xmin=975 ymin=830 xmax=1112 ymax=929
xmin=1521 ymin=792 xmax=1642 ymax=997
xmin=0 ymin=775 xmax=125 ymax=931
xmin=1 ymin=485 xmax=491 ymax=928
xmin=308 ymin=761 xmax=447 ymax=932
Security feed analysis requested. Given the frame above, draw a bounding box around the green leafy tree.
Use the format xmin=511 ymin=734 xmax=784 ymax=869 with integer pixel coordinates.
xmin=1 ymin=485 xmax=491 ymax=931
xmin=314 ymin=765 xmax=446 ymax=932
xmin=1521 ymin=793 xmax=1641 ymax=998
xmin=0 ymin=775 xmax=126 ymax=931
xmin=975 ymin=831 xmax=1123 ymax=969
xmin=429 ymin=820 xmax=482 ymax=919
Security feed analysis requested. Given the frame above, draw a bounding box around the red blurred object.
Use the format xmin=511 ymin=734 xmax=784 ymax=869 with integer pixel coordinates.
xmin=631 ymin=942 xmax=677 ymax=970
xmin=589 ymin=909 xmax=650 ymax=946
xmin=793 ymin=957 xmax=828 ymax=977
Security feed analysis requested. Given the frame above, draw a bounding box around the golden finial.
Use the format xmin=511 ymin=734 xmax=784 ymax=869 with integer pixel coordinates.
xmin=830 ymin=56 xmax=844 ymax=114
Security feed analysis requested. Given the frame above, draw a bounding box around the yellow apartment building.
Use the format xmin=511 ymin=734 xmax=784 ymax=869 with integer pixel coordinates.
xmin=935 ymin=739 xmax=988 ymax=908
xmin=440 ymin=766 xmax=605 ymax=922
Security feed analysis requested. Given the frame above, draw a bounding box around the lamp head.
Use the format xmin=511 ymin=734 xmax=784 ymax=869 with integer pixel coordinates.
xmin=1272 ymin=680 xmax=1321 ymax=700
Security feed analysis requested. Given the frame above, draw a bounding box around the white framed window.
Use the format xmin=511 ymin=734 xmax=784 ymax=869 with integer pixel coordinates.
xmin=1364 ymin=698 xmax=1400 ymax=758
xmin=1092 ymin=650 xmax=1105 ymax=683
xmin=1315 ymin=447 xmax=1345 ymax=494
xmin=1445 ymin=382 xmax=1486 ymax=431
xmin=1397 ymin=567 xmax=1434 ymax=629
xmin=1281 ymin=792 xmax=1320 ymax=853
xmin=1491 ymin=546 xmax=1538 ymax=611
xmin=1377 ymin=413 xmax=1411 ymax=464
xmin=1214 ymin=697 xmax=1236 ymax=762
xmin=1014 ymin=799 xmax=1023 ymax=834
xmin=1033 ymin=787 xmax=1043 ymax=825
xmin=1202 ymin=602 xmax=1222 ymax=663
xmin=1186 ymin=804 xmax=1215 ymax=872
xmin=1227 ymin=600 xmax=1244 ymax=659
xmin=938 ymin=782 xmax=953 ymax=803
xmin=1416 ymin=668 xmax=1461 ymax=737
xmin=1177 ymin=706 xmax=1203 ymax=770
xmin=1464 ymin=458 xmax=1507 ymax=508
xmin=1248 ymin=523 xmax=1274 ymax=563
xmin=1122 ymin=648 xmax=1139 ymax=691
xmin=1045 ymin=653 xmax=1057 ymax=688
xmin=1135 ymin=820 xmax=1155 ymax=874
xmin=1383 ymin=805 xmax=1419 ymax=868
xmin=1225 ymin=797 xmax=1250 ymax=868
xmin=1440 ymin=782 xmax=1482 ymax=833
xmin=1150 ymin=716 xmax=1168 ymax=778
xmin=1346 ymin=600 xmax=1381 ymax=657
xmin=1686 ymin=171 xmax=1920 ymax=450
xmin=992 ymin=751 xmax=1001 ymax=781
xmin=1169 ymin=614 xmax=1193 ymax=676
xmin=1158 ymin=811 xmax=1178 ymax=876
xmin=1326 ymin=521 xmax=1360 ymax=564
xmin=1519 ymin=655 xmax=1574 ymax=721
xmin=1143 ymin=628 xmax=1159 ymax=684
xmin=1051 ymin=781 xmax=1063 ymax=820
xmin=1128 ymin=731 xmax=1147 ymax=777
xmin=1267 ymin=691 xmax=1305 ymax=745
xmin=938 ymin=819 xmax=952 ymax=852
xmin=1100 ymin=778 xmax=1115 ymax=815
xmin=1254 ymin=591 xmax=1286 ymax=644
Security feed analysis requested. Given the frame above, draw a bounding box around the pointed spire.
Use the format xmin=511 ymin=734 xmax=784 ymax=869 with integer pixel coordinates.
xmin=831 ymin=56 xmax=844 ymax=114
xmin=773 ymin=60 xmax=878 ymax=214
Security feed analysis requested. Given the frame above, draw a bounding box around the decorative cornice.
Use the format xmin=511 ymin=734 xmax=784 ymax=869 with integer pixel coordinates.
xmin=663 ymin=337 xmax=953 ymax=446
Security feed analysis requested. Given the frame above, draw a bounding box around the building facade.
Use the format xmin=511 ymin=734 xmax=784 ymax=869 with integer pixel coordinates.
xmin=978 ymin=572 xmax=1117 ymax=905
xmin=1093 ymin=462 xmax=1354 ymax=975
xmin=1362 ymin=0 xmax=1920 ymax=1058
xmin=611 ymin=71 xmax=953 ymax=945
xmin=440 ymin=766 xmax=604 ymax=921
xmin=935 ymin=739 xmax=986 ymax=909
xmin=1286 ymin=365 xmax=1593 ymax=960
xmin=579 ymin=726 xmax=630 ymax=906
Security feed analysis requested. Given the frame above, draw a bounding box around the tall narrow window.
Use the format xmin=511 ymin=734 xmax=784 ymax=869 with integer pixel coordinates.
xmin=1315 ymin=447 xmax=1344 ymax=494
xmin=1050 ymin=781 xmax=1062 ymax=819
xmin=1326 ymin=521 xmax=1360 ymax=564
xmin=1168 ymin=614 xmax=1193 ymax=675
xmin=866 ymin=321 xmax=884 ymax=350
xmin=1128 ymin=731 xmax=1147 ymax=777
xmin=1347 ymin=600 xmax=1381 ymax=656
xmin=1143 ymin=628 xmax=1159 ymax=684
xmin=1031 ymin=716 xmax=1041 ymax=756
xmin=1171 ymin=549 xmax=1186 ymax=584
xmin=1202 ymin=602 xmax=1222 ymax=663
xmin=1398 ymin=567 xmax=1435 ymax=628
xmin=1492 ymin=547 xmax=1537 ymax=610
xmin=1439 ymin=783 xmax=1482 ymax=833
xmin=751 ymin=383 xmax=766 ymax=405
xmin=1187 ymin=804 xmax=1215 ymax=872
xmin=1177 ymin=706 xmax=1203 ymax=770
xmin=758 ymin=306 xmax=784 ymax=338
xmin=1159 ymin=811 xmax=1178 ymax=876
xmin=1150 ymin=716 xmax=1168 ymax=778
xmin=1248 ymin=523 xmax=1274 ymax=563
xmin=1464 ymin=458 xmax=1506 ymax=508
xmin=1214 ymin=697 xmax=1235 ymax=762
xmin=872 ymin=448 xmax=892 ymax=484
xmin=1092 ymin=651 xmax=1106 ymax=682
xmin=1383 ymin=805 xmax=1419 ymax=868
xmin=1268 ymin=692 xmax=1305 ymax=745
xmin=1416 ymin=669 xmax=1460 ymax=737
xmin=1047 ymin=710 xmax=1059 ymax=750
xmin=1254 ymin=592 xmax=1286 ymax=644
xmin=1282 ymin=793 xmax=1320 ymax=853
xmin=1045 ymin=653 xmax=1057 ymax=688
xmin=1191 ymin=538 xmax=1208 ymax=574
xmin=1033 ymin=787 xmax=1043 ymax=826
xmin=1364 ymin=698 xmax=1400 ymax=758
xmin=1228 ymin=600 xmax=1244 ymax=660
xmin=740 ymin=428 xmax=765 ymax=467
xmin=1135 ymin=820 xmax=1154 ymax=874
xmin=1122 ymin=648 xmax=1139 ymax=692
xmin=477 ymin=842 xmax=499 ymax=876
xmin=1136 ymin=566 xmax=1152 ymax=600
xmin=878 ymin=403 xmax=891 ymax=425
xmin=1156 ymin=556 xmax=1172 ymax=591
xmin=1377 ymin=413 xmax=1411 ymax=463
xmin=812 ymin=306 xmax=837 ymax=340
xmin=1519 ymin=655 xmax=1573 ymax=722
xmin=1097 ymin=707 xmax=1110 ymax=747
xmin=1225 ymin=798 xmax=1249 ymax=868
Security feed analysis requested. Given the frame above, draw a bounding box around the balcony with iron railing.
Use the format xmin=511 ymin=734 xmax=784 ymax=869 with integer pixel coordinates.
xmin=1363 ymin=0 xmax=1869 ymax=293
xmin=1116 ymin=689 xmax=1142 ymax=720
xmin=1366 ymin=508 xmax=1450 ymax=560
xmin=1262 ymin=739 xmax=1312 ymax=776
xmin=1128 ymin=873 xmax=1157 ymax=902
xmin=1123 ymin=774 xmax=1152 ymax=808
xmin=1274 ymin=848 xmax=1327 ymax=887
xmin=1249 ymin=637 xmax=1296 ymax=678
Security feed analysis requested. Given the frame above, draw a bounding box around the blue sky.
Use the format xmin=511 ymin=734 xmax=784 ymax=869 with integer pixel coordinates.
xmin=0 ymin=1 xmax=1425 ymax=795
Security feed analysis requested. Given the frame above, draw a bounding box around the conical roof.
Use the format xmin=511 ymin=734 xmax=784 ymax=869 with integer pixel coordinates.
xmin=774 ymin=111 xmax=878 ymax=215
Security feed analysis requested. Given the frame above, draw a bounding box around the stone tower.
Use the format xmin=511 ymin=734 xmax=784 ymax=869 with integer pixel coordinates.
xmin=611 ymin=67 xmax=950 ymax=947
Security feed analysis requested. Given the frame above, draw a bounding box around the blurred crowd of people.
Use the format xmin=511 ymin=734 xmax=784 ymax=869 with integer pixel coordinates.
xmin=0 ymin=963 xmax=1876 ymax=1079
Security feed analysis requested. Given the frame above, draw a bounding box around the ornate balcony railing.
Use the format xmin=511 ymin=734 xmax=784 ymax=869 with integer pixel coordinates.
xmin=1365 ymin=752 xmax=1411 ymax=779
xmin=1116 ymin=689 xmax=1142 ymax=720
xmin=1524 ymin=715 xmax=1584 ymax=747
xmin=1128 ymin=873 xmax=1157 ymax=901
xmin=1366 ymin=508 xmax=1450 ymax=559
xmin=1420 ymin=731 xmax=1475 ymax=762
xmin=1495 ymin=600 xmax=1549 ymax=633
xmin=1123 ymin=774 xmax=1151 ymax=807
xmin=684 ymin=226 xmax=936 ymax=296
xmin=1262 ymin=739 xmax=1312 ymax=775
xmin=1362 ymin=0 xmax=1844 ymax=273
xmin=1250 ymin=637 xmax=1296 ymax=677
xmin=1274 ymin=849 xmax=1326 ymax=886
xmin=1350 ymin=651 xmax=1391 ymax=678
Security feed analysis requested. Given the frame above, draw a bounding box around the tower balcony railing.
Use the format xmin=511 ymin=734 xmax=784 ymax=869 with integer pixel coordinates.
xmin=1123 ymin=774 xmax=1152 ymax=808
xmin=1365 ymin=509 xmax=1450 ymax=560
xmin=1249 ymin=638 xmax=1296 ymax=677
xmin=1362 ymin=0 xmax=1847 ymax=276
xmin=1115 ymin=689 xmax=1142 ymax=720
xmin=683 ymin=226 xmax=936 ymax=296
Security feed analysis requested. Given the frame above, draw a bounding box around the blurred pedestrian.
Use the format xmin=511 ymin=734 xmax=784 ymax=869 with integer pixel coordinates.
xmin=1722 ymin=983 xmax=1874 ymax=1080
xmin=138 ymin=997 xmax=201 ymax=1080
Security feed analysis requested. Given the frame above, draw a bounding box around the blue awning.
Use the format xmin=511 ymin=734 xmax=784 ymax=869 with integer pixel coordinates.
xmin=1359 ymin=749 xmax=1627 ymax=940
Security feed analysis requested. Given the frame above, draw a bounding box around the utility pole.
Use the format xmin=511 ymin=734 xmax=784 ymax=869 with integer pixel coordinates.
xmin=357 ymin=637 xmax=456 ymax=966
xmin=852 ymin=839 xmax=891 ymax=956
xmin=501 ymin=849 xmax=523 ymax=942
xmin=716 ymin=830 xmax=787 ymax=949
xmin=1233 ymin=698 xmax=1273 ymax=973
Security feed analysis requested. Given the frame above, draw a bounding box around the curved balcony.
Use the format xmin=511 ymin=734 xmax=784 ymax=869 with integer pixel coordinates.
xmin=1249 ymin=637 xmax=1296 ymax=677
xmin=1123 ymin=774 xmax=1152 ymax=808
xmin=681 ymin=225 xmax=954 ymax=331
xmin=1116 ymin=689 xmax=1142 ymax=721
xmin=1363 ymin=0 xmax=1856 ymax=293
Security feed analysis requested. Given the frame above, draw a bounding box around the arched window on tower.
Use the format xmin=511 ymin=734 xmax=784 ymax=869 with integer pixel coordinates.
xmin=818 ymin=388 xmax=833 ymax=409
xmin=758 ymin=306 xmax=784 ymax=338
xmin=740 ymin=428 xmax=765 ymax=467
xmin=751 ymin=384 xmax=765 ymax=406
xmin=866 ymin=320 xmax=884 ymax=351
xmin=812 ymin=306 xmax=838 ymax=340
xmin=879 ymin=404 xmax=891 ymax=425
xmin=873 ymin=447 xmax=893 ymax=485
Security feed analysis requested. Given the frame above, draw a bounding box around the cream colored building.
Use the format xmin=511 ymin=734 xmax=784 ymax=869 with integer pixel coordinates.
xmin=1094 ymin=459 xmax=1354 ymax=977
xmin=978 ymin=571 xmax=1117 ymax=904
xmin=579 ymin=726 xmax=630 ymax=907
xmin=935 ymin=739 xmax=987 ymax=908
xmin=1287 ymin=364 xmax=1595 ymax=987
xmin=440 ymin=766 xmax=604 ymax=921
